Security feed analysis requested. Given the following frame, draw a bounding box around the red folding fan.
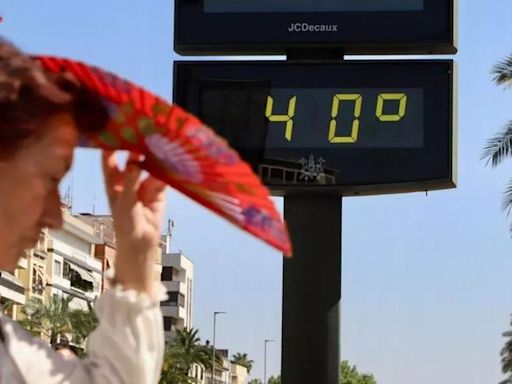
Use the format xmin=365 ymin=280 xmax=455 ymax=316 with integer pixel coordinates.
xmin=35 ymin=56 xmax=292 ymax=257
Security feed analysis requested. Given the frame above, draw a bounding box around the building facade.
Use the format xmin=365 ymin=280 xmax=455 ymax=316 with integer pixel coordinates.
xmin=77 ymin=213 xmax=163 ymax=292
xmin=2 ymin=209 xmax=104 ymax=321
xmin=189 ymin=349 xmax=249 ymax=384
xmin=0 ymin=254 xmax=27 ymax=319
xmin=160 ymin=234 xmax=194 ymax=340
xmin=45 ymin=209 xmax=103 ymax=311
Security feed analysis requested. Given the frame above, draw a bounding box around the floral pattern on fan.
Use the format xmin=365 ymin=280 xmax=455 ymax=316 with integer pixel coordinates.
xmin=145 ymin=133 xmax=203 ymax=183
xmin=184 ymin=123 xmax=239 ymax=165
xmin=242 ymin=205 xmax=290 ymax=246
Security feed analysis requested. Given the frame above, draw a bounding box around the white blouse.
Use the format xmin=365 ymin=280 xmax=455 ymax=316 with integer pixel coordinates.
xmin=0 ymin=285 xmax=165 ymax=384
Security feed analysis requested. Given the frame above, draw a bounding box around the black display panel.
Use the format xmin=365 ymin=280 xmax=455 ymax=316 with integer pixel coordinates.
xmin=204 ymin=0 xmax=424 ymax=13
xmin=175 ymin=0 xmax=456 ymax=55
xmin=173 ymin=61 xmax=456 ymax=196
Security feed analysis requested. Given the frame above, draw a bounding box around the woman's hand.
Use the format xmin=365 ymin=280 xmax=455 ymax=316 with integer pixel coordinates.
xmin=102 ymin=150 xmax=166 ymax=298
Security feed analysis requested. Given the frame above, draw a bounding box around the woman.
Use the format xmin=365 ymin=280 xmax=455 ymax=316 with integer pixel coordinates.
xmin=0 ymin=39 xmax=166 ymax=382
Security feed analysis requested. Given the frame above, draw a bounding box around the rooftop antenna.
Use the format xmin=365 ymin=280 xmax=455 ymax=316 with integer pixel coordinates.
xmin=63 ymin=181 xmax=73 ymax=210
xmin=70 ymin=177 xmax=74 ymax=210
xmin=167 ymin=219 xmax=175 ymax=236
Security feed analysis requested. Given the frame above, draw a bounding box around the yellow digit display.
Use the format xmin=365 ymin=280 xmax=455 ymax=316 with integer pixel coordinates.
xmin=264 ymin=91 xmax=416 ymax=146
xmin=376 ymin=93 xmax=407 ymax=122
xmin=329 ymin=94 xmax=363 ymax=143
xmin=265 ymin=95 xmax=297 ymax=142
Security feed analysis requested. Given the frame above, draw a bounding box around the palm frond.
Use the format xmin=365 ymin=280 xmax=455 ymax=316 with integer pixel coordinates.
xmin=482 ymin=121 xmax=512 ymax=167
xmin=502 ymin=179 xmax=512 ymax=216
xmin=493 ymin=55 xmax=512 ymax=87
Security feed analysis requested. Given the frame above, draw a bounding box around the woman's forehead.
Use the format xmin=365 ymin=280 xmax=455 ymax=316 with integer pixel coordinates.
xmin=30 ymin=113 xmax=78 ymax=171
xmin=39 ymin=113 xmax=79 ymax=149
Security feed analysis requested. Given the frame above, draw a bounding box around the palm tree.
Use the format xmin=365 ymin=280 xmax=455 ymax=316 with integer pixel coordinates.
xmin=172 ymin=328 xmax=212 ymax=374
xmin=481 ymin=55 xmax=512 ymax=384
xmin=19 ymin=295 xmax=73 ymax=344
xmin=482 ymin=54 xmax=512 ymax=217
xmin=160 ymin=346 xmax=193 ymax=384
xmin=68 ymin=301 xmax=98 ymax=345
xmin=500 ymin=317 xmax=512 ymax=384
xmin=160 ymin=328 xmax=223 ymax=384
xmin=18 ymin=295 xmax=97 ymax=346
xmin=1 ymin=299 xmax=13 ymax=315
xmin=231 ymin=352 xmax=254 ymax=374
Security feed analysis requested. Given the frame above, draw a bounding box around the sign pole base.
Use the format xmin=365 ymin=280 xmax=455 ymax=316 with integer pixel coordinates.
xmin=282 ymin=195 xmax=342 ymax=384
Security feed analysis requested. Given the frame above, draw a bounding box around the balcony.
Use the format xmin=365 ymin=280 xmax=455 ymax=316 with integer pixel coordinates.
xmin=161 ymin=305 xmax=186 ymax=320
xmin=50 ymin=239 xmax=102 ymax=273
xmin=51 ymin=275 xmax=71 ymax=289
xmin=161 ymin=252 xmax=193 ymax=272
xmin=162 ymin=281 xmax=187 ymax=295
xmin=17 ymin=255 xmax=28 ymax=269
xmin=0 ymin=271 xmax=26 ymax=305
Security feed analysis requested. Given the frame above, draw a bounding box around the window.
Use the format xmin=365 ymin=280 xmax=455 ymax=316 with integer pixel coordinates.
xmin=161 ymin=267 xmax=174 ymax=281
xmin=161 ymin=291 xmax=185 ymax=307
xmin=63 ymin=261 xmax=71 ymax=279
xmin=163 ymin=316 xmax=177 ymax=331
xmin=33 ymin=252 xmax=46 ymax=261
xmin=31 ymin=265 xmax=45 ymax=295
xmin=53 ymin=260 xmax=62 ymax=277
xmin=69 ymin=269 xmax=94 ymax=293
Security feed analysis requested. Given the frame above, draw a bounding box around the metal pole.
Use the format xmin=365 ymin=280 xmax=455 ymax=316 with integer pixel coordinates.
xmin=282 ymin=196 xmax=341 ymax=384
xmin=264 ymin=339 xmax=275 ymax=384
xmin=212 ymin=314 xmax=216 ymax=384
xmin=264 ymin=341 xmax=266 ymax=384
xmin=212 ymin=311 xmax=226 ymax=384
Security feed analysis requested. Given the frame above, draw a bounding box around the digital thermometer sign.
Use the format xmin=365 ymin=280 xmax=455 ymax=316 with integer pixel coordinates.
xmin=174 ymin=60 xmax=456 ymax=195
xmin=175 ymin=0 xmax=456 ymax=55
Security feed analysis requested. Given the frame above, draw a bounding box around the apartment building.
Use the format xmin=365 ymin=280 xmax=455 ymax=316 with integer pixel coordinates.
xmin=0 ymin=256 xmax=27 ymax=319
xmin=77 ymin=213 xmax=163 ymax=291
xmin=160 ymin=233 xmax=194 ymax=340
xmin=189 ymin=348 xmax=249 ymax=384
xmin=2 ymin=207 xmax=166 ymax=322
xmin=75 ymin=214 xmax=116 ymax=291
xmin=16 ymin=230 xmax=51 ymax=314
xmin=230 ymin=362 xmax=249 ymax=384
xmin=45 ymin=209 xmax=103 ymax=310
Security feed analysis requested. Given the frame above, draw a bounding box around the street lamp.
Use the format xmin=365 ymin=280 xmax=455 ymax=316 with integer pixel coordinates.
xmin=264 ymin=339 xmax=275 ymax=384
xmin=212 ymin=311 xmax=226 ymax=384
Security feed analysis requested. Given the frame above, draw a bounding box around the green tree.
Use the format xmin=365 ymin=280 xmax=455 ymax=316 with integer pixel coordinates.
xmin=500 ymin=317 xmax=512 ymax=384
xmin=160 ymin=328 xmax=222 ymax=384
xmin=1 ymin=300 xmax=13 ymax=315
xmin=68 ymin=301 xmax=99 ymax=345
xmin=340 ymin=360 xmax=377 ymax=384
xmin=482 ymin=54 xmax=512 ymax=218
xmin=481 ymin=54 xmax=512 ymax=384
xmin=172 ymin=328 xmax=211 ymax=375
xmin=160 ymin=346 xmax=193 ymax=384
xmin=231 ymin=352 xmax=254 ymax=373
xmin=248 ymin=380 xmax=263 ymax=384
xmin=251 ymin=361 xmax=377 ymax=384
xmin=18 ymin=295 xmax=97 ymax=346
xmin=267 ymin=375 xmax=281 ymax=384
